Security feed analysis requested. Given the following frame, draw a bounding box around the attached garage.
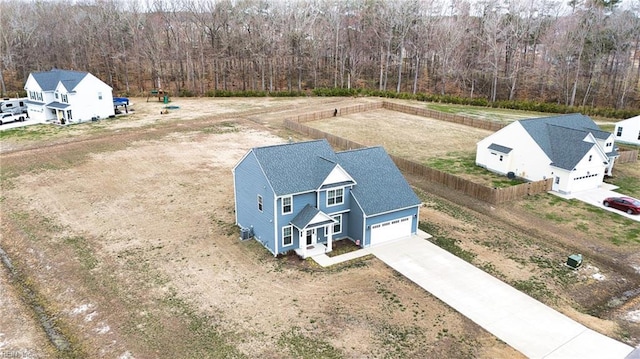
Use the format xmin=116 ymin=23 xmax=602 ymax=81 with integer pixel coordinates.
xmin=370 ymin=216 xmax=412 ymax=246
xmin=568 ymin=173 xmax=603 ymax=193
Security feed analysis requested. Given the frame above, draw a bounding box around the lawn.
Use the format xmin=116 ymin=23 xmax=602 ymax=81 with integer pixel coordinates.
xmin=423 ymin=103 xmax=547 ymax=123
xmin=307 ymin=109 xmax=525 ymax=187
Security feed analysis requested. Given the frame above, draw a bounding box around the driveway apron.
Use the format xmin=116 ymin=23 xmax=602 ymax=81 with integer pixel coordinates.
xmin=370 ymin=236 xmax=635 ymax=359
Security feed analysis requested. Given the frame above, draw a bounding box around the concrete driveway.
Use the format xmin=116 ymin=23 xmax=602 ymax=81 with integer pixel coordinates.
xmin=0 ymin=118 xmax=37 ymax=130
xmin=369 ymin=235 xmax=635 ymax=359
xmin=553 ymin=184 xmax=640 ymax=223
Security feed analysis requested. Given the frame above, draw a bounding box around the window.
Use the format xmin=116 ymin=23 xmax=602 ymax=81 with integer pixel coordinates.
xmin=282 ymin=196 xmax=292 ymax=214
xmin=332 ymin=214 xmax=342 ymax=234
xmin=66 ymin=110 xmax=72 ymax=120
xmin=55 ymin=92 xmax=59 ymax=99
xmin=282 ymin=226 xmax=293 ymax=246
xmin=555 ymin=177 xmax=560 ymax=184
xmin=327 ymin=188 xmax=344 ymax=206
xmin=617 ymin=127 xmax=623 ymax=137
xmin=98 ymin=92 xmax=103 ymax=100
xmin=62 ymin=94 xmax=68 ymax=103
xmin=257 ymin=195 xmax=263 ymax=212
xmin=588 ymin=155 xmax=592 ymax=162
xmin=637 ymin=131 xmax=640 ymax=140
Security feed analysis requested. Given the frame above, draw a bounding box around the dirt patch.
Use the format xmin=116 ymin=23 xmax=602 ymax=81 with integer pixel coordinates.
xmin=306 ymin=108 xmax=493 ymax=163
xmin=0 ymin=106 xmax=519 ymax=357
xmin=0 ymin=258 xmax=54 ymax=358
xmin=1 ymin=96 xmax=637 ymax=357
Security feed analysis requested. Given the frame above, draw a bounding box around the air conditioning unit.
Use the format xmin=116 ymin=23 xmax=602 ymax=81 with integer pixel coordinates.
xmin=240 ymin=227 xmax=254 ymax=241
xmin=566 ymin=254 xmax=582 ymax=269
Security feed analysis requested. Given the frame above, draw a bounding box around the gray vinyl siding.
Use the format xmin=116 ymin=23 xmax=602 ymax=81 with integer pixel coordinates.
xmin=234 ymin=152 xmax=277 ymax=254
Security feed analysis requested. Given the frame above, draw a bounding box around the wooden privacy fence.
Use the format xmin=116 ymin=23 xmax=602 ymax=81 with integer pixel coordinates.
xmin=389 ymin=155 xmax=552 ymax=204
xmin=618 ymin=149 xmax=638 ymax=164
xmin=283 ymin=119 xmax=552 ymax=205
xmin=382 ymin=101 xmax=506 ymax=132
xmin=284 ymin=120 xmax=366 ymax=150
xmin=286 ymin=102 xmax=383 ymax=124
xmin=284 ymin=100 xmax=502 ymax=132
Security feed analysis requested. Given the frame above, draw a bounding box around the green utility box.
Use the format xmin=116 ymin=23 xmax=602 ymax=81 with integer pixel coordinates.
xmin=566 ymin=254 xmax=583 ymax=269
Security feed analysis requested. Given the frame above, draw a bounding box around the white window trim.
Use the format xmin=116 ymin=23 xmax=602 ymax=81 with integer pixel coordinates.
xmin=257 ymin=195 xmax=263 ymax=212
xmin=282 ymin=225 xmax=293 ymax=247
xmin=326 ymin=188 xmax=344 ymax=207
xmin=282 ymin=196 xmax=292 ymax=215
xmin=332 ymin=214 xmax=342 ymax=235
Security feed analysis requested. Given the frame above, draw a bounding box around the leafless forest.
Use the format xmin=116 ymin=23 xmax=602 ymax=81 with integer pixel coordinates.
xmin=1 ymin=0 xmax=639 ymax=109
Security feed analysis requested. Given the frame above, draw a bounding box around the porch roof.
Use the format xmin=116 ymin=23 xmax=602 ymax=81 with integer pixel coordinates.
xmin=291 ymin=204 xmax=335 ymax=230
xmin=46 ymin=101 xmax=70 ymax=110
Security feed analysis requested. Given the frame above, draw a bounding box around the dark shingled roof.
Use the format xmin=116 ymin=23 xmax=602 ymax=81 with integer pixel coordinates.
xmin=31 ymin=69 xmax=88 ymax=91
xmin=336 ymin=147 xmax=421 ymax=216
xmin=251 ymin=139 xmax=338 ymax=196
xmin=488 ymin=143 xmax=513 ymax=154
xmin=519 ymin=114 xmax=609 ymax=170
xmin=290 ymin=204 xmax=335 ymax=229
xmin=45 ymin=102 xmax=71 ymax=110
xmin=249 ymin=139 xmax=420 ymax=216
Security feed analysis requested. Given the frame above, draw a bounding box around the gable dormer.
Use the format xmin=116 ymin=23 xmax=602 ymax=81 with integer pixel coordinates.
xmin=318 ymin=163 xmax=356 ymax=190
xmin=582 ymin=133 xmax=595 ymax=144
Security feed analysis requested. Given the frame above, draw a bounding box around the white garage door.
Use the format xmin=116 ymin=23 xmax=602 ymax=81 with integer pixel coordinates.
xmin=370 ymin=216 xmax=412 ymax=246
xmin=569 ymin=174 xmax=602 ymax=193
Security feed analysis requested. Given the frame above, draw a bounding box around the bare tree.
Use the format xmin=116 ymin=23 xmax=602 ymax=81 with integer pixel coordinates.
xmin=0 ymin=0 xmax=637 ymax=108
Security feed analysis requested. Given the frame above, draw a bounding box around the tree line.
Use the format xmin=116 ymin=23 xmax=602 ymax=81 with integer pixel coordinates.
xmin=1 ymin=0 xmax=638 ymax=110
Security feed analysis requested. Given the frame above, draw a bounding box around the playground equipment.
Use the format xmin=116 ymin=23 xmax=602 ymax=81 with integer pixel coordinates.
xmin=147 ymin=89 xmax=170 ymax=103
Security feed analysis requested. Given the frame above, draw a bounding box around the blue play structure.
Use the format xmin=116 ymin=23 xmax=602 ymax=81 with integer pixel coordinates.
xmin=113 ymin=97 xmax=130 ymax=114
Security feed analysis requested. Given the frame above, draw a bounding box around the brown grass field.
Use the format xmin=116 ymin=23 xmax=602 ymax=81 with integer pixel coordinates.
xmin=0 ymin=97 xmax=638 ymax=358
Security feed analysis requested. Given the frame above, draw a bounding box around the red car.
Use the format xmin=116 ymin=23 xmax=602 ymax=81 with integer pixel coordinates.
xmin=602 ymin=197 xmax=640 ymax=215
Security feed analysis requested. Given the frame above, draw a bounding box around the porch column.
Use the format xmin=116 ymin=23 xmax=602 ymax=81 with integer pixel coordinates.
xmin=607 ymin=158 xmax=615 ymax=176
xmin=326 ymin=224 xmax=333 ymax=253
xmin=299 ymin=230 xmax=306 ymax=258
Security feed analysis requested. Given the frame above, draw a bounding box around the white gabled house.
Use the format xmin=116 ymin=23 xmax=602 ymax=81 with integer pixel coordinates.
xmin=476 ymin=114 xmax=618 ymax=194
xmin=614 ymin=116 xmax=640 ymax=146
xmin=24 ymin=69 xmax=114 ymax=124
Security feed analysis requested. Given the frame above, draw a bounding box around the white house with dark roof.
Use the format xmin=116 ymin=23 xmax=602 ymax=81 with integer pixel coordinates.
xmin=614 ymin=116 xmax=640 ymax=146
xmin=24 ymin=69 xmax=114 ymax=124
xmin=233 ymin=139 xmax=421 ymax=257
xmin=476 ymin=114 xmax=618 ymax=194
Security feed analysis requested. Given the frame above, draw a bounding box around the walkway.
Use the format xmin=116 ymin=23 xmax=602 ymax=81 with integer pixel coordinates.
xmin=313 ymin=234 xmax=636 ymax=358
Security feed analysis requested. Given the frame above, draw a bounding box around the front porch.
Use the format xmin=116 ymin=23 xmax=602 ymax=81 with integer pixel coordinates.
xmin=294 ymin=243 xmax=329 ymax=259
xmin=291 ymin=204 xmax=338 ymax=259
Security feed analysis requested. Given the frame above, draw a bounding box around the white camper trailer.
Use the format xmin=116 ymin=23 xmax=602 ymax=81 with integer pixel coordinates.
xmin=0 ymin=98 xmax=28 ymax=115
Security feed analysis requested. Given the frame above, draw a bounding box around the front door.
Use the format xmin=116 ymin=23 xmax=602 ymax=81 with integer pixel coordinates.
xmin=552 ymin=176 xmax=560 ymax=192
xmin=306 ymin=228 xmax=316 ymax=245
